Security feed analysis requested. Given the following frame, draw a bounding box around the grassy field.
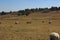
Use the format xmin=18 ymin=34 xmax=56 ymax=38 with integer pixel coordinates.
xmin=0 ymin=11 xmax=60 ymax=40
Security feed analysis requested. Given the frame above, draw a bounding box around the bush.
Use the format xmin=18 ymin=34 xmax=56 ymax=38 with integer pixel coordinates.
xmin=1 ymin=11 xmax=6 ymax=15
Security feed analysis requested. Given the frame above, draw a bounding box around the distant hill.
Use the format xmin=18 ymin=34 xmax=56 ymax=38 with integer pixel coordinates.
xmin=0 ymin=6 xmax=60 ymax=18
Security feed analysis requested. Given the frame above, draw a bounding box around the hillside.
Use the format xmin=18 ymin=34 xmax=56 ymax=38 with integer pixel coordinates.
xmin=0 ymin=11 xmax=60 ymax=19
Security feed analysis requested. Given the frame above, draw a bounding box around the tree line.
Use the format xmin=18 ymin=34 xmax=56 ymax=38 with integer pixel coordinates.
xmin=0 ymin=6 xmax=60 ymax=16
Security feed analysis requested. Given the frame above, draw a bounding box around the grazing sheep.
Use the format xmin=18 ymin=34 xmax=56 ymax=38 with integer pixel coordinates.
xmin=49 ymin=21 xmax=51 ymax=24
xmin=26 ymin=22 xmax=31 ymax=24
xmin=42 ymin=21 xmax=44 ymax=23
xmin=50 ymin=32 xmax=59 ymax=40
xmin=49 ymin=20 xmax=52 ymax=24
xmin=15 ymin=21 xmax=19 ymax=24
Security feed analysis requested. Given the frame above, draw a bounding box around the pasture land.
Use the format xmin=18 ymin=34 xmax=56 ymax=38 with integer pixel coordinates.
xmin=0 ymin=12 xmax=60 ymax=40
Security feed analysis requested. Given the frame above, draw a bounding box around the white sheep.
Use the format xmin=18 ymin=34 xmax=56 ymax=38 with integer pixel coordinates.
xmin=50 ymin=32 xmax=59 ymax=40
xmin=15 ymin=21 xmax=19 ymax=24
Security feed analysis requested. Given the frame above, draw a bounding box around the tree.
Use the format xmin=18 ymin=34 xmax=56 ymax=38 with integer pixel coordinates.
xmin=39 ymin=8 xmax=44 ymax=11
xmin=10 ymin=11 xmax=12 ymax=13
xmin=25 ymin=9 xmax=31 ymax=16
xmin=18 ymin=10 xmax=25 ymax=15
xmin=25 ymin=11 xmax=30 ymax=16
xmin=30 ymin=8 xmax=35 ymax=13
xmin=49 ymin=7 xmax=58 ymax=11
xmin=41 ymin=8 xmax=49 ymax=13
xmin=25 ymin=9 xmax=30 ymax=12
xmin=1 ymin=11 xmax=6 ymax=15
xmin=58 ymin=7 xmax=60 ymax=10
xmin=35 ymin=8 xmax=39 ymax=12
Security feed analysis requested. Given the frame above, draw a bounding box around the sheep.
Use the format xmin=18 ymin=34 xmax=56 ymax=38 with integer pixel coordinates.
xmin=49 ymin=20 xmax=52 ymax=24
xmin=26 ymin=22 xmax=31 ymax=24
xmin=42 ymin=21 xmax=44 ymax=23
xmin=15 ymin=21 xmax=19 ymax=24
xmin=50 ymin=32 xmax=59 ymax=40
xmin=49 ymin=21 xmax=51 ymax=24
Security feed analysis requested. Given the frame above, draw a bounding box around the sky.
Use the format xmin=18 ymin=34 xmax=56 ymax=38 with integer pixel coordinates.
xmin=0 ymin=0 xmax=60 ymax=12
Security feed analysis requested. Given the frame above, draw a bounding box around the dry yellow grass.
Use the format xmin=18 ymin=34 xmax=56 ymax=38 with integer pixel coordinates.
xmin=0 ymin=11 xmax=60 ymax=40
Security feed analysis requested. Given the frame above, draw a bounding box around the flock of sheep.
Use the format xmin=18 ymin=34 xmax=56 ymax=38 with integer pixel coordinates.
xmin=14 ymin=21 xmax=52 ymax=24
xmin=0 ymin=21 xmax=59 ymax=40
xmin=15 ymin=21 xmax=60 ymax=40
xmin=0 ymin=19 xmax=52 ymax=24
xmin=9 ymin=21 xmax=60 ymax=40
